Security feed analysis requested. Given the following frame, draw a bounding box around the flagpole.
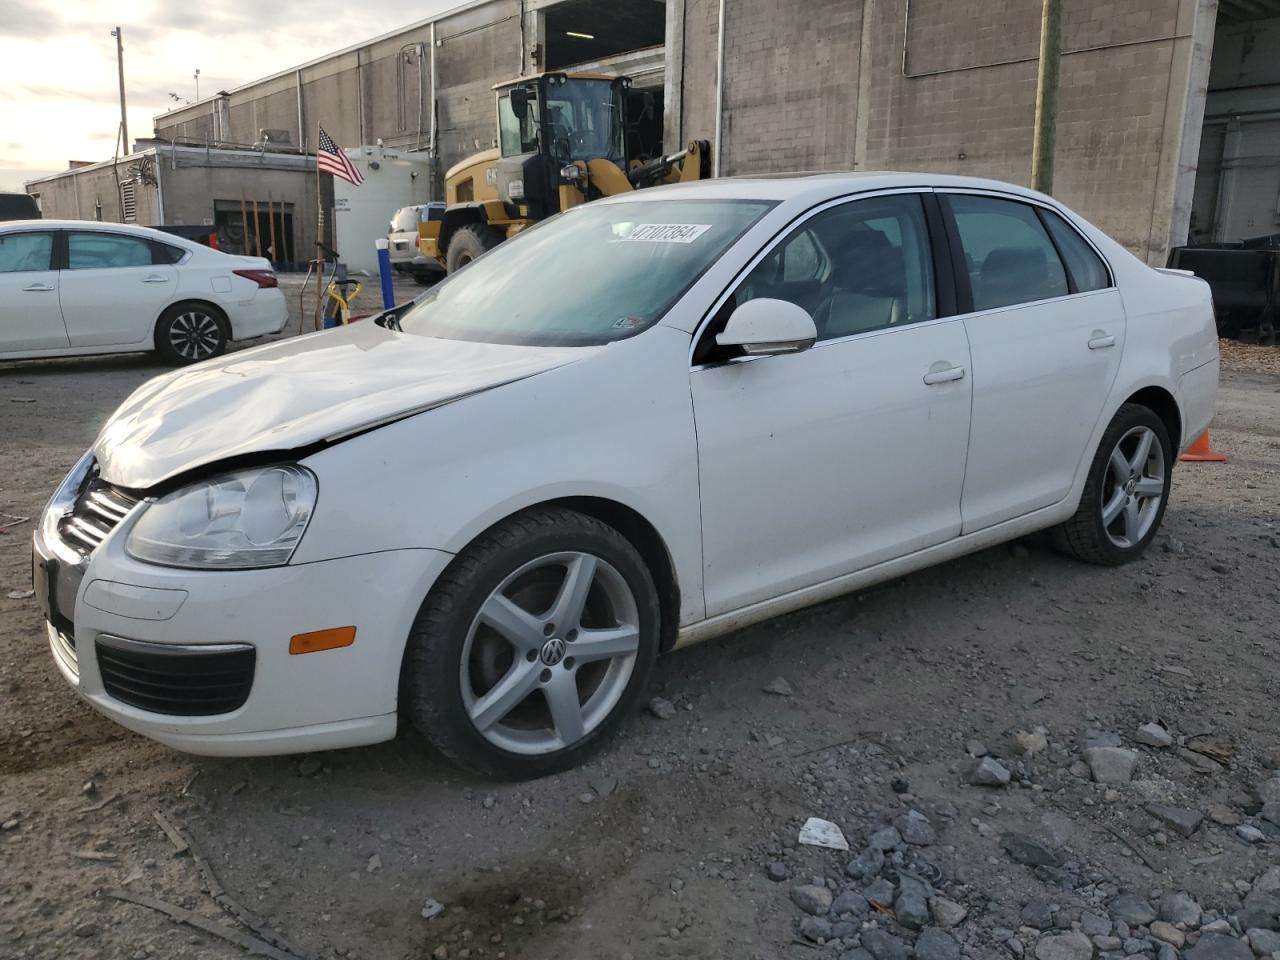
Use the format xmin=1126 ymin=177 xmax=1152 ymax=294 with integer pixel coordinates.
xmin=314 ymin=122 xmax=324 ymax=331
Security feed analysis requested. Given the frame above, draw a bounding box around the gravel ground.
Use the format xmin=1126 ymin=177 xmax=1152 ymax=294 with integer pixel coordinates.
xmin=0 ymin=333 xmax=1277 ymax=960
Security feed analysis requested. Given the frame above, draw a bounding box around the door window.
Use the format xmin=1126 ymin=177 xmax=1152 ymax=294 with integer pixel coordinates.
xmin=947 ymin=195 xmax=1069 ymax=310
xmin=1040 ymin=209 xmax=1111 ymax=292
xmin=67 ymin=232 xmax=154 ymax=270
xmin=0 ymin=232 xmax=53 ymax=273
xmin=697 ymin=194 xmax=936 ymax=362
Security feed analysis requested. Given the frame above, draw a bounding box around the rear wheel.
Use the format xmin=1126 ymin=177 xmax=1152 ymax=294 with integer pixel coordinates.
xmin=154 ymin=303 xmax=228 ymax=365
xmin=1053 ymin=403 xmax=1172 ymax=565
xmin=404 ymin=509 xmax=660 ymax=779
xmin=445 ymin=224 xmax=503 ymax=274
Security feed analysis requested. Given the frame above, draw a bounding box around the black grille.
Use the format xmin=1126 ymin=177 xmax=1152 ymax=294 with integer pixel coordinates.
xmin=95 ymin=635 xmax=255 ymax=716
xmin=58 ymin=478 xmax=138 ymax=555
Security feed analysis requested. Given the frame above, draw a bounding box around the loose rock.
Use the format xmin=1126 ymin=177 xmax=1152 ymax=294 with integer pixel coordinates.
xmin=1149 ymin=921 xmax=1184 ymax=947
xmin=798 ymin=916 xmax=832 ymax=943
xmin=1136 ymin=722 xmax=1174 ymax=748
xmin=1002 ymin=833 xmax=1062 ymax=867
xmin=930 ymin=896 xmax=968 ymax=929
xmin=1158 ymin=890 xmax=1201 ymax=927
xmin=765 ymin=861 xmax=787 ymax=882
xmin=1085 ymin=746 xmax=1139 ymax=784
xmin=915 ymin=927 xmax=961 ymax=960
xmin=1247 ymin=928 xmax=1280 ymax=956
xmin=1011 ymin=730 xmax=1049 ymax=755
xmin=1184 ymin=933 xmax=1253 ymax=960
xmin=861 ymin=928 xmax=910 ymax=960
xmin=868 ymin=825 xmax=903 ymax=852
xmin=894 ymin=874 xmax=932 ymax=930
xmin=895 ymin=810 xmax=936 ymax=846
xmin=1146 ymin=804 xmax=1204 ymax=839
xmin=648 ymin=697 xmax=677 ymax=720
xmin=1034 ymin=931 xmax=1093 ymax=960
xmin=1109 ymin=894 xmax=1157 ymax=926
xmin=970 ymin=757 xmax=1013 ymax=787
xmin=845 ymin=846 xmax=885 ymax=880
xmin=762 ymin=676 xmax=793 ymax=697
xmin=789 ymin=883 xmax=833 ymax=917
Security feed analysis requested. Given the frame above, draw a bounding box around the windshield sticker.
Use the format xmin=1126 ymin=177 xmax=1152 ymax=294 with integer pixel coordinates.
xmin=621 ymin=223 xmax=713 ymax=244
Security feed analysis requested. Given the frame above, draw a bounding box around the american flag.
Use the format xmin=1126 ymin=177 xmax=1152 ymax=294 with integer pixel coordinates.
xmin=317 ymin=127 xmax=364 ymax=185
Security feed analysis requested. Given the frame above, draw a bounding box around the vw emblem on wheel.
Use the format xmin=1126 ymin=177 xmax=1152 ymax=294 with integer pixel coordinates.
xmin=539 ymin=637 xmax=567 ymax=666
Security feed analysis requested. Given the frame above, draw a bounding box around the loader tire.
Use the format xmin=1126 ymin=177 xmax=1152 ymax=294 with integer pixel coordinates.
xmin=446 ymin=224 xmax=503 ymax=273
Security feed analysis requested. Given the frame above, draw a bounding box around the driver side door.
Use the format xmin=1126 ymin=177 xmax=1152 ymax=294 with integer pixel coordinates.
xmin=690 ymin=192 xmax=973 ymax=616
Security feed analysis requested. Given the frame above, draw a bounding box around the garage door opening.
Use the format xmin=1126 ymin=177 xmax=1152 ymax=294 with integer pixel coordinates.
xmin=1188 ymin=1 xmax=1280 ymax=247
xmin=543 ymin=0 xmax=664 ymax=70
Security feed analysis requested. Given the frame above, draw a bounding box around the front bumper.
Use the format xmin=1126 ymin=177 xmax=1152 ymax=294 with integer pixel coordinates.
xmin=34 ymin=519 xmax=451 ymax=756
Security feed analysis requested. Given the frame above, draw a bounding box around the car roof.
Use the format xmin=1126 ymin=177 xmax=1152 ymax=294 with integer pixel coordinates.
xmin=597 ymin=171 xmax=1055 ymax=208
xmin=0 ymin=219 xmax=201 ymax=249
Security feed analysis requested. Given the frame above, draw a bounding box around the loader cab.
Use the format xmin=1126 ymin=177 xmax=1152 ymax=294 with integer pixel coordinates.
xmin=494 ymin=73 xmax=629 ymax=218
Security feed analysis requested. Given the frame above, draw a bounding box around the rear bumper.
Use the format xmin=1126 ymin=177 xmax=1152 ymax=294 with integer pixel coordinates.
xmin=228 ymin=289 xmax=288 ymax=340
xmin=1176 ymin=356 xmax=1219 ymax=453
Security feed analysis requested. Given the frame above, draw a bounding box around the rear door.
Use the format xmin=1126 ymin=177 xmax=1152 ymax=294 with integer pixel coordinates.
xmin=0 ymin=229 xmax=68 ymax=352
xmin=58 ymin=230 xmax=177 ymax=347
xmin=939 ymin=192 xmax=1126 ymax=532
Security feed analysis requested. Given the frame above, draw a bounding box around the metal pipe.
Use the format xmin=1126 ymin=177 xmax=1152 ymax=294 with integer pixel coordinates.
xmin=429 ymin=21 xmax=439 ymax=200
xmin=417 ymin=42 xmax=426 ymax=151
xmin=296 ymin=70 xmax=305 ymax=153
xmin=713 ymin=0 xmax=725 ymax=177
xmin=1031 ymin=0 xmax=1063 ymax=194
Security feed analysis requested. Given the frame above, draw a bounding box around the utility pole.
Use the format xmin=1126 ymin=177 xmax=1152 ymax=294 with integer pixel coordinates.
xmin=110 ymin=27 xmax=129 ymax=152
xmin=194 ymin=68 xmax=201 ymax=101
xmin=1031 ymin=0 xmax=1062 ymax=195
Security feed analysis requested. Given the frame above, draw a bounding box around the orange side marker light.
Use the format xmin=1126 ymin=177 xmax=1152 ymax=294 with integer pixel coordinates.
xmin=289 ymin=626 xmax=356 ymax=655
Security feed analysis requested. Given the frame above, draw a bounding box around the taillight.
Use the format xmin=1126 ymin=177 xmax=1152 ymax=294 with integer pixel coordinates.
xmin=233 ymin=269 xmax=278 ymax=288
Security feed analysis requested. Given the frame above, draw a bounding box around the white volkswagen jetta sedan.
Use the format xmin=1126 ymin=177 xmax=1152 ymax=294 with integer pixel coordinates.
xmin=34 ymin=174 xmax=1218 ymax=779
xmin=0 ymin=220 xmax=286 ymax=365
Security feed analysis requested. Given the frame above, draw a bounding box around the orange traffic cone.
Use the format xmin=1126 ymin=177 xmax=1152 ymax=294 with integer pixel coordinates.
xmin=1179 ymin=430 xmax=1226 ymax=463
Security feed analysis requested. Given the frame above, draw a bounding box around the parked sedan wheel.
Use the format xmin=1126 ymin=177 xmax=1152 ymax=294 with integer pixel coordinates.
xmin=405 ymin=508 xmax=660 ymax=779
xmin=155 ymin=303 xmax=228 ymax=365
xmin=1054 ymin=403 xmax=1172 ymax=565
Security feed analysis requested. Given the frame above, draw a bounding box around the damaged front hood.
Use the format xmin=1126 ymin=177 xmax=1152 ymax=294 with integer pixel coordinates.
xmin=94 ymin=321 xmax=596 ymax=489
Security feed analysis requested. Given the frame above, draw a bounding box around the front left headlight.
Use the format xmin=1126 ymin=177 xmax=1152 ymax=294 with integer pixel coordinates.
xmin=126 ymin=465 xmax=317 ymax=569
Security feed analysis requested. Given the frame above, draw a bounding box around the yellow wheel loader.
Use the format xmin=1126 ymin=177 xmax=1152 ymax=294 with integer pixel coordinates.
xmin=418 ymin=72 xmax=711 ymax=272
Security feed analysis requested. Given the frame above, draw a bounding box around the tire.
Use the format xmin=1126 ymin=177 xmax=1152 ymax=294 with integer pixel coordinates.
xmin=154 ymin=303 xmax=229 ymax=365
xmin=445 ymin=224 xmax=503 ymax=274
xmin=1053 ymin=403 xmax=1173 ymax=566
xmin=404 ymin=508 xmax=661 ymax=780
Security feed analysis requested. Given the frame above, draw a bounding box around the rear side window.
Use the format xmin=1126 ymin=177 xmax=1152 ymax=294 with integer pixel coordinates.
xmin=0 ymin=232 xmax=53 ymax=273
xmin=152 ymin=242 xmax=187 ymax=265
xmin=67 ymin=232 xmax=154 ymax=270
xmin=1040 ymin=210 xmax=1110 ymax=292
xmin=947 ymin=195 xmax=1069 ymax=310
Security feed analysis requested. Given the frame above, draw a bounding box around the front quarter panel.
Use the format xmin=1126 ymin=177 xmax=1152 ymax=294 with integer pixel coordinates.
xmin=293 ymin=327 xmax=706 ymax=624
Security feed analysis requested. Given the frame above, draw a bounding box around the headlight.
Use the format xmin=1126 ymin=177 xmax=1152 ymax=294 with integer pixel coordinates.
xmin=507 ymin=178 xmax=525 ymax=201
xmin=126 ymin=465 xmax=317 ymax=569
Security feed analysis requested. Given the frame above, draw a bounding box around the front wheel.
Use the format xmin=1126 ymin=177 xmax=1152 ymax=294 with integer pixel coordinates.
xmin=444 ymin=224 xmax=503 ymax=274
xmin=1053 ymin=403 xmax=1173 ymax=566
xmin=154 ymin=303 xmax=228 ymax=365
xmin=404 ymin=509 xmax=661 ymax=779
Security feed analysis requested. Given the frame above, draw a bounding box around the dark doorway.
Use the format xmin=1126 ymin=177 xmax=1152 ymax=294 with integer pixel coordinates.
xmin=544 ymin=0 xmax=664 ymax=69
xmin=213 ymin=200 xmax=296 ymax=266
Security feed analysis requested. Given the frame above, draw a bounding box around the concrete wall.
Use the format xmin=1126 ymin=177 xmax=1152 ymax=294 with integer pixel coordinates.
xmin=26 ymin=157 xmax=162 ymax=226
xmin=153 ymin=1 xmax=523 ymax=197
xmin=674 ymin=0 xmax=1218 ymax=263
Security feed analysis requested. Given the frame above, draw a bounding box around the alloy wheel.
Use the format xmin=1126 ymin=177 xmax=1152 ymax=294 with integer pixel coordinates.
xmin=460 ymin=551 xmax=641 ymax=755
xmin=168 ymin=311 xmax=223 ymax=361
xmin=1100 ymin=425 xmax=1166 ymax=549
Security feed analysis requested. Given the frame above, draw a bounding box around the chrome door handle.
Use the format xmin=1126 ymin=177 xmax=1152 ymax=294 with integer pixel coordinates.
xmin=1088 ymin=333 xmax=1116 ymax=350
xmin=141 ymin=275 xmax=170 ymax=283
xmin=923 ymin=365 xmax=966 ymax=385
xmin=22 ymin=282 xmax=54 ymax=292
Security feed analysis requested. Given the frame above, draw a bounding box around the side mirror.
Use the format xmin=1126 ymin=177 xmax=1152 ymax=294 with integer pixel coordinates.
xmin=715 ymin=298 xmax=817 ymax=356
xmin=510 ymin=87 xmax=530 ymax=121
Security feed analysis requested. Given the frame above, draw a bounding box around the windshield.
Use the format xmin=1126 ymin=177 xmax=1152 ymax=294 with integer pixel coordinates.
xmin=398 ymin=199 xmax=774 ymax=347
xmin=497 ymin=77 xmax=625 ymax=162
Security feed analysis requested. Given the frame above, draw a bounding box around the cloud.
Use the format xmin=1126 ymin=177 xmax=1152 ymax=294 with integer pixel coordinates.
xmin=0 ymin=1 xmax=62 ymax=38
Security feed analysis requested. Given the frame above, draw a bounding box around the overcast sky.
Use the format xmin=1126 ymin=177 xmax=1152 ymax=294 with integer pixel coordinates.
xmin=0 ymin=0 xmax=463 ymax=191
